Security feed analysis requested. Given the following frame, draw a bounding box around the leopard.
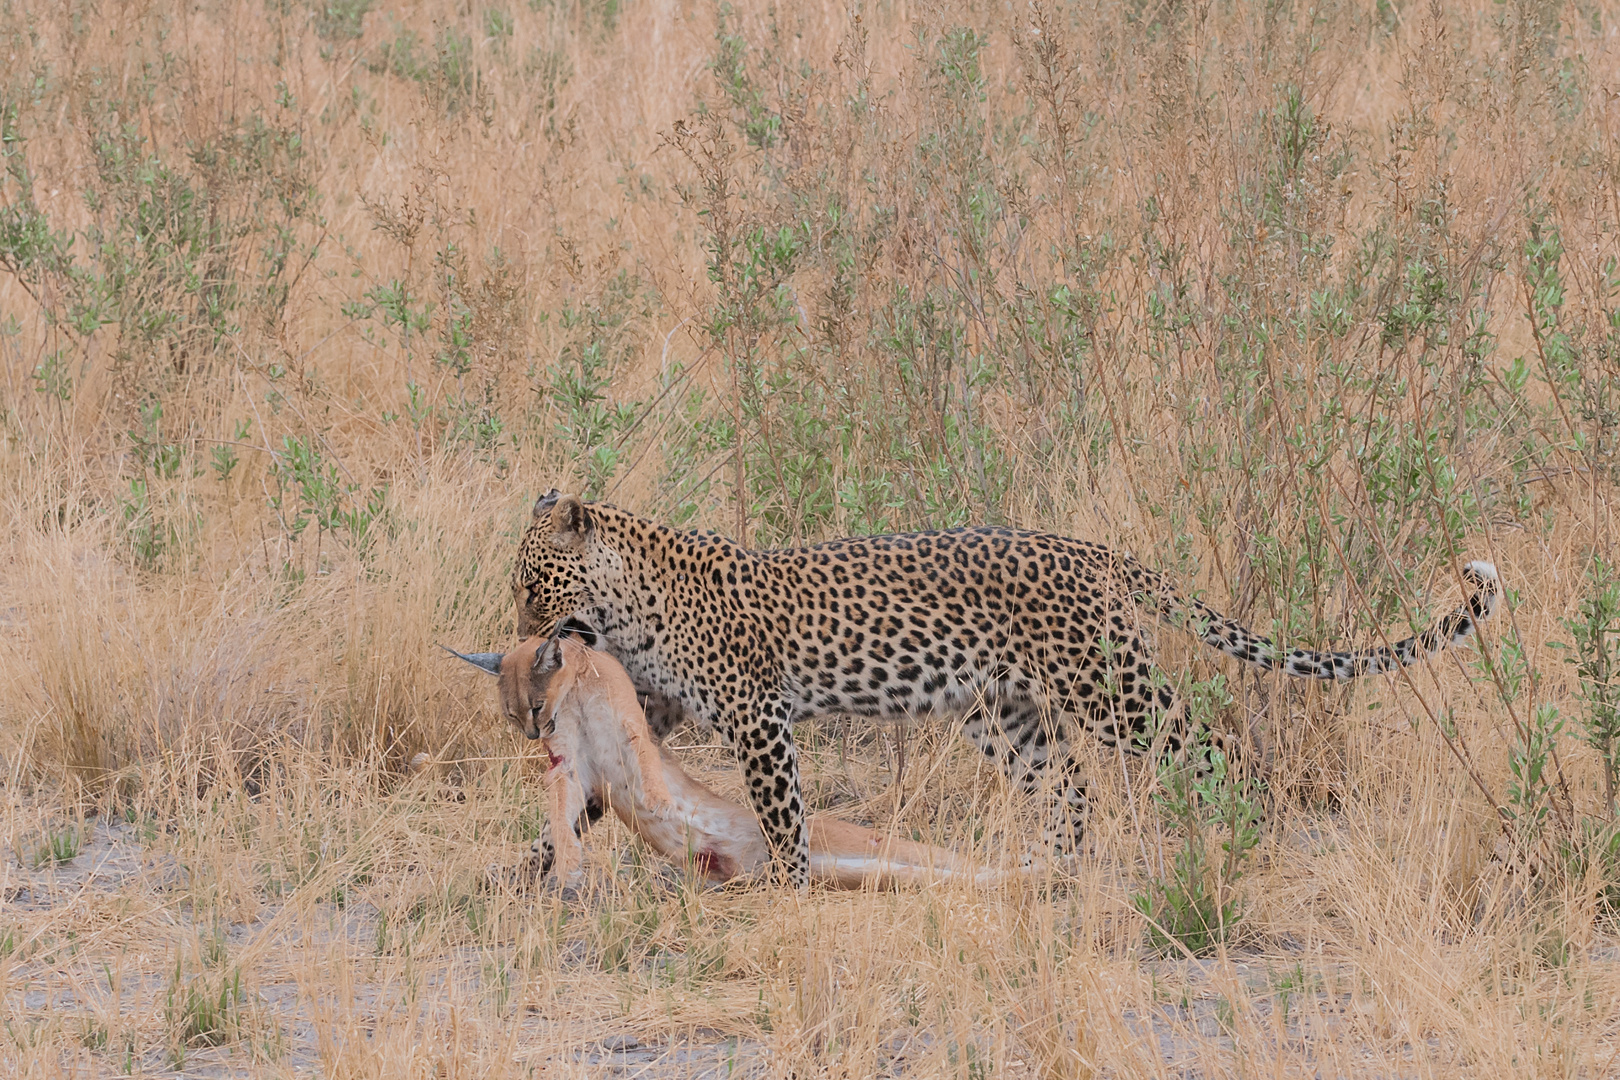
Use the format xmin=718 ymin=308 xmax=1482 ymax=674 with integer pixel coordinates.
xmin=451 ymin=634 xmax=1045 ymax=889
xmin=511 ymin=489 xmax=1501 ymax=887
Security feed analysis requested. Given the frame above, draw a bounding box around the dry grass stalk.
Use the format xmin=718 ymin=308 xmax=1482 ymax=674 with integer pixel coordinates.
xmin=3 ymin=0 xmax=1620 ymax=1073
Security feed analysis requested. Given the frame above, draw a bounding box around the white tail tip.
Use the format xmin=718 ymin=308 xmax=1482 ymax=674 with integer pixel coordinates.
xmin=1465 ymin=560 xmax=1498 ymax=582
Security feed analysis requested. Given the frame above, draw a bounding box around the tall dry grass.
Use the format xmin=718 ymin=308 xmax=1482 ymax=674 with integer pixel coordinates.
xmin=2 ymin=0 xmax=1619 ymax=1073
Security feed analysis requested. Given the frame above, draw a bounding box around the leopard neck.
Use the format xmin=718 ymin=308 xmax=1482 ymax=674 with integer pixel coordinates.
xmin=582 ymin=506 xmax=765 ymax=645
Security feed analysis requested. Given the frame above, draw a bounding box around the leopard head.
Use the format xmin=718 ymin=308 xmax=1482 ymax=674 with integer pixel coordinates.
xmin=513 ymin=490 xmax=595 ymax=638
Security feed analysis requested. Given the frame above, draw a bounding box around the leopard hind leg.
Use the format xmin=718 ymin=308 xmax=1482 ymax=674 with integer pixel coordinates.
xmin=959 ymin=695 xmax=1091 ymax=856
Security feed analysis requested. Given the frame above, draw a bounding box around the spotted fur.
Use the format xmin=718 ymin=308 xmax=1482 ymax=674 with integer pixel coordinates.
xmin=513 ymin=491 xmax=1500 ymax=886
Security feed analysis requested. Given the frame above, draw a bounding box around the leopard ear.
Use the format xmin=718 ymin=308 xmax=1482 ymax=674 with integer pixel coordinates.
xmin=549 ymin=494 xmax=591 ymax=550
xmin=532 ymin=488 xmax=562 ymax=518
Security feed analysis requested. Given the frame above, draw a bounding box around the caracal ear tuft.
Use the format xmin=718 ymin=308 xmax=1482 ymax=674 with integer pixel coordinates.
xmin=440 ymin=644 xmax=504 ymax=676
xmin=549 ymin=494 xmax=591 ymax=550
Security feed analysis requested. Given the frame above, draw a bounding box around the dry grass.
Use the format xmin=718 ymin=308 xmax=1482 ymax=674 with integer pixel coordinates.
xmin=3 ymin=0 xmax=1620 ymax=1074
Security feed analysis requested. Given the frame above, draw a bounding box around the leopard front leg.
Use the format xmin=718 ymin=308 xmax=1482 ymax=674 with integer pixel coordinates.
xmin=729 ymin=694 xmax=810 ymax=887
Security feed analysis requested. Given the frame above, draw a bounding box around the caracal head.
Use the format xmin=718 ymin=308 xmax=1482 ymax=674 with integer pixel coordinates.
xmin=444 ymin=636 xmax=566 ymax=741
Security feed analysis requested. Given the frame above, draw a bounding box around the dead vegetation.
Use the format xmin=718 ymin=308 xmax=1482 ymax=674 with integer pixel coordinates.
xmin=3 ymin=0 xmax=1620 ymax=1074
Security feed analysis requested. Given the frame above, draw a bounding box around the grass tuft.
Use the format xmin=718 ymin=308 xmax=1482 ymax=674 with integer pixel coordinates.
xmin=2 ymin=0 xmax=1620 ymax=1071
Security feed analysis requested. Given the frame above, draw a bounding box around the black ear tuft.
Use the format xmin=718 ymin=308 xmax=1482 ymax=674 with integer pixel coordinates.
xmin=532 ymin=488 xmax=562 ymax=518
xmin=549 ymin=494 xmax=591 ymax=549
xmin=440 ymin=644 xmax=504 ymax=676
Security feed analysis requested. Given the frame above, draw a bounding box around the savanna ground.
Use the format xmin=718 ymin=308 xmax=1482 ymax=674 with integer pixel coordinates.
xmin=2 ymin=0 xmax=1620 ymax=1074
